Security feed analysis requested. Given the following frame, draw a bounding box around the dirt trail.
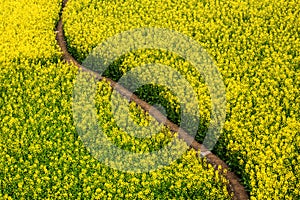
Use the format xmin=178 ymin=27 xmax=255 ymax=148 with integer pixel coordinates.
xmin=55 ymin=0 xmax=249 ymax=199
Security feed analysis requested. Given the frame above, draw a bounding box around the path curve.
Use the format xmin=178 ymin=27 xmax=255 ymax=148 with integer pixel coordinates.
xmin=55 ymin=0 xmax=249 ymax=199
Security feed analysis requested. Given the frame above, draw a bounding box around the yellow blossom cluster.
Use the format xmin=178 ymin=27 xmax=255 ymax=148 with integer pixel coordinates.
xmin=0 ymin=0 xmax=62 ymax=63
xmin=63 ymin=0 xmax=300 ymax=199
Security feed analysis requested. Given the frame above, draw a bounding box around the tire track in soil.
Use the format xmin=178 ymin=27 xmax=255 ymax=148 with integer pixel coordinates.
xmin=55 ymin=0 xmax=249 ymax=199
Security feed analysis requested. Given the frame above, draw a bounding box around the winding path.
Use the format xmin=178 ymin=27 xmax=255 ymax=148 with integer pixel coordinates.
xmin=55 ymin=0 xmax=249 ymax=199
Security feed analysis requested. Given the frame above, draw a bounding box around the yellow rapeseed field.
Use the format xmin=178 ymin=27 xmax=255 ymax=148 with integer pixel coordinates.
xmin=0 ymin=0 xmax=234 ymax=199
xmin=0 ymin=0 xmax=299 ymax=199
xmin=63 ymin=0 xmax=300 ymax=199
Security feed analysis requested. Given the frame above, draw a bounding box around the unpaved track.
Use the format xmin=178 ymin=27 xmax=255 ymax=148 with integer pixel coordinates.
xmin=55 ymin=0 xmax=249 ymax=199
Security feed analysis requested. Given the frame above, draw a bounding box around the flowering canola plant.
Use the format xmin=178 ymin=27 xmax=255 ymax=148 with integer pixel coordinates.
xmin=0 ymin=0 xmax=232 ymax=199
xmin=0 ymin=61 xmax=230 ymax=199
xmin=0 ymin=0 xmax=62 ymax=63
xmin=63 ymin=0 xmax=300 ymax=199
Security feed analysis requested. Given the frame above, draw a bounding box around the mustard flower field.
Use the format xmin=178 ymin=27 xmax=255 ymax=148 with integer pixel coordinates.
xmin=1 ymin=0 xmax=299 ymax=199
